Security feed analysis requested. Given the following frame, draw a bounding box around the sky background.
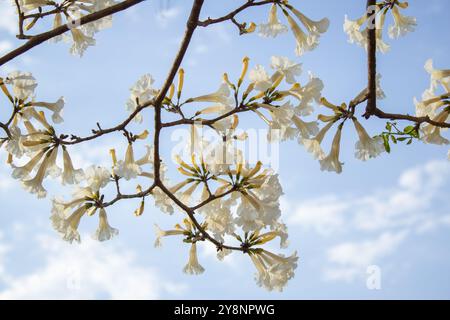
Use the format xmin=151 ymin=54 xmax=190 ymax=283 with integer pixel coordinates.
xmin=0 ymin=0 xmax=450 ymax=299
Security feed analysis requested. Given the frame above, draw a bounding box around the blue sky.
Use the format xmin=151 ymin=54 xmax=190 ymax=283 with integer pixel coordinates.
xmin=0 ymin=0 xmax=449 ymax=299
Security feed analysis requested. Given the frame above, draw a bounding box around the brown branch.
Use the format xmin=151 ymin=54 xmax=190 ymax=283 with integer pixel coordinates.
xmin=364 ymin=0 xmax=377 ymax=119
xmin=197 ymin=0 xmax=276 ymax=28
xmin=372 ymin=108 xmax=450 ymax=128
xmin=60 ymin=99 xmax=154 ymax=145
xmin=0 ymin=0 xmax=145 ymax=67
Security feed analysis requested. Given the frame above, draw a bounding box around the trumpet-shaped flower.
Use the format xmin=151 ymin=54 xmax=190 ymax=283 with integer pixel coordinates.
xmin=69 ymin=28 xmax=96 ymax=57
xmin=189 ymin=81 xmax=232 ymax=106
xmin=32 ymin=97 xmax=65 ymax=124
xmin=353 ymin=119 xmax=385 ymax=161
xmin=270 ymin=56 xmax=302 ymax=84
xmin=153 ymin=224 xmax=185 ymax=248
xmin=92 ymin=208 xmax=119 ymax=242
xmin=126 ymin=74 xmax=158 ymax=123
xmin=84 ymin=165 xmax=111 ymax=191
xmin=21 ymin=148 xmax=55 ymax=198
xmin=61 ymin=147 xmax=84 ymax=185
xmin=249 ymin=65 xmax=273 ymax=92
xmin=319 ymin=125 xmax=344 ymax=173
xmin=5 ymin=71 xmax=37 ymax=100
xmin=258 ymin=4 xmax=288 ymax=38
xmin=183 ymin=242 xmax=205 ymax=275
xmin=388 ymin=5 xmax=417 ymax=39
xmin=301 ymin=121 xmax=335 ymax=160
xmin=249 ymin=249 xmax=298 ymax=292
xmin=115 ymin=144 xmax=142 ymax=180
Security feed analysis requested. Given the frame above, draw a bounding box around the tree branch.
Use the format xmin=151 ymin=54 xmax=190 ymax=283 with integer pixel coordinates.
xmin=0 ymin=0 xmax=146 ymax=67
xmin=364 ymin=0 xmax=377 ymax=119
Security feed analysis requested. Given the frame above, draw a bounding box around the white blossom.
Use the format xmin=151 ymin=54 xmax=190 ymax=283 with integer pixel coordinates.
xmin=84 ymin=165 xmax=111 ymax=191
xmin=319 ymin=125 xmax=344 ymax=174
xmin=353 ymin=119 xmax=385 ymax=161
xmin=258 ymin=4 xmax=288 ymax=38
xmin=92 ymin=208 xmax=119 ymax=242
xmin=115 ymin=144 xmax=142 ymax=180
xmin=183 ymin=242 xmax=205 ymax=275
xmin=5 ymin=71 xmax=37 ymax=100
xmin=388 ymin=5 xmax=417 ymax=39
xmin=249 ymin=65 xmax=273 ymax=92
xmin=61 ymin=147 xmax=84 ymax=185
xmin=126 ymin=74 xmax=158 ymax=123
xmin=250 ymin=249 xmax=298 ymax=292
xmin=270 ymin=56 xmax=302 ymax=84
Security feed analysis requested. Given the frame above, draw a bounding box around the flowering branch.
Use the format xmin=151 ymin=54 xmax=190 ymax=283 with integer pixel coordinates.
xmin=0 ymin=0 xmax=449 ymax=292
xmin=0 ymin=0 xmax=145 ymax=66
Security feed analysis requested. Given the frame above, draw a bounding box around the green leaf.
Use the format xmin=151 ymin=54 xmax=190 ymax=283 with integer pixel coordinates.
xmin=391 ymin=135 xmax=397 ymax=144
xmin=385 ymin=122 xmax=392 ymax=132
xmin=404 ymin=126 xmax=415 ymax=134
xmin=382 ymin=134 xmax=391 ymax=153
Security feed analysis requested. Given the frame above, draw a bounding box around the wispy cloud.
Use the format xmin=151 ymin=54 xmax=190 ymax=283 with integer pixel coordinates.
xmin=285 ymin=160 xmax=450 ymax=282
xmin=0 ymin=234 xmax=187 ymax=299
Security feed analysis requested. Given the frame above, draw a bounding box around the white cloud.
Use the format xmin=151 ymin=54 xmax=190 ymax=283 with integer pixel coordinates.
xmin=0 ymin=1 xmax=18 ymax=35
xmin=0 ymin=235 xmax=187 ymax=299
xmin=323 ymin=231 xmax=408 ymax=282
xmin=285 ymin=160 xmax=450 ymax=282
xmin=288 ymin=160 xmax=450 ymax=234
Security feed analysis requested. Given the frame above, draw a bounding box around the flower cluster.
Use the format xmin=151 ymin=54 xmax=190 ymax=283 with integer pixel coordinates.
xmin=344 ymin=0 xmax=416 ymax=53
xmin=415 ymin=60 xmax=450 ymax=156
xmin=15 ymin=0 xmax=117 ymax=56
xmin=256 ymin=1 xmax=329 ymax=56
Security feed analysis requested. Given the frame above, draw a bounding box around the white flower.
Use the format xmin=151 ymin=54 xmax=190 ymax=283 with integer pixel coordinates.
xmin=126 ymin=74 xmax=158 ymax=123
xmin=301 ymin=120 xmax=335 ymax=160
xmin=343 ymin=15 xmax=367 ymax=48
xmin=92 ymin=208 xmax=119 ymax=241
xmin=415 ymin=60 xmax=450 ymax=118
xmin=115 ymin=144 xmax=142 ymax=180
xmin=281 ymin=74 xmax=324 ymax=116
xmin=183 ymin=242 xmax=205 ymax=275
xmin=61 ymin=147 xmax=84 ymax=185
xmin=45 ymin=146 xmax=62 ymax=179
xmin=85 ymin=165 xmax=111 ymax=191
xmin=236 ymin=173 xmax=283 ymax=232
xmin=5 ymin=71 xmax=37 ymax=100
xmin=288 ymin=5 xmax=329 ymax=35
xmin=189 ymin=81 xmax=232 ymax=105
xmin=21 ymin=148 xmax=54 ymax=198
xmin=388 ymin=5 xmax=416 ymax=39
xmin=319 ymin=125 xmax=344 ymax=174
xmin=61 ymin=205 xmax=88 ymax=243
xmin=425 ymin=59 xmax=450 ymax=91
xmin=422 ymin=111 xmax=450 ymax=146
xmin=153 ymin=224 xmax=185 ymax=248
xmin=353 ymin=119 xmax=385 ymax=161
xmin=249 ymin=249 xmax=298 ymax=292
xmin=270 ymin=56 xmax=302 ymax=84
xmin=284 ymin=11 xmax=318 ymax=56
xmin=11 ymin=148 xmax=47 ymax=180
xmin=69 ymin=28 xmax=96 ymax=57
xmin=258 ymin=102 xmax=295 ymax=141
xmin=258 ymin=4 xmax=288 ymax=38
xmin=292 ymin=115 xmax=319 ymax=140
xmin=248 ymin=65 xmax=273 ymax=92
xmin=152 ymin=186 xmax=175 ymax=215
xmin=200 ymin=198 xmax=235 ymax=241
xmin=31 ymin=97 xmax=65 ymax=124
xmin=5 ymin=126 xmax=26 ymax=158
